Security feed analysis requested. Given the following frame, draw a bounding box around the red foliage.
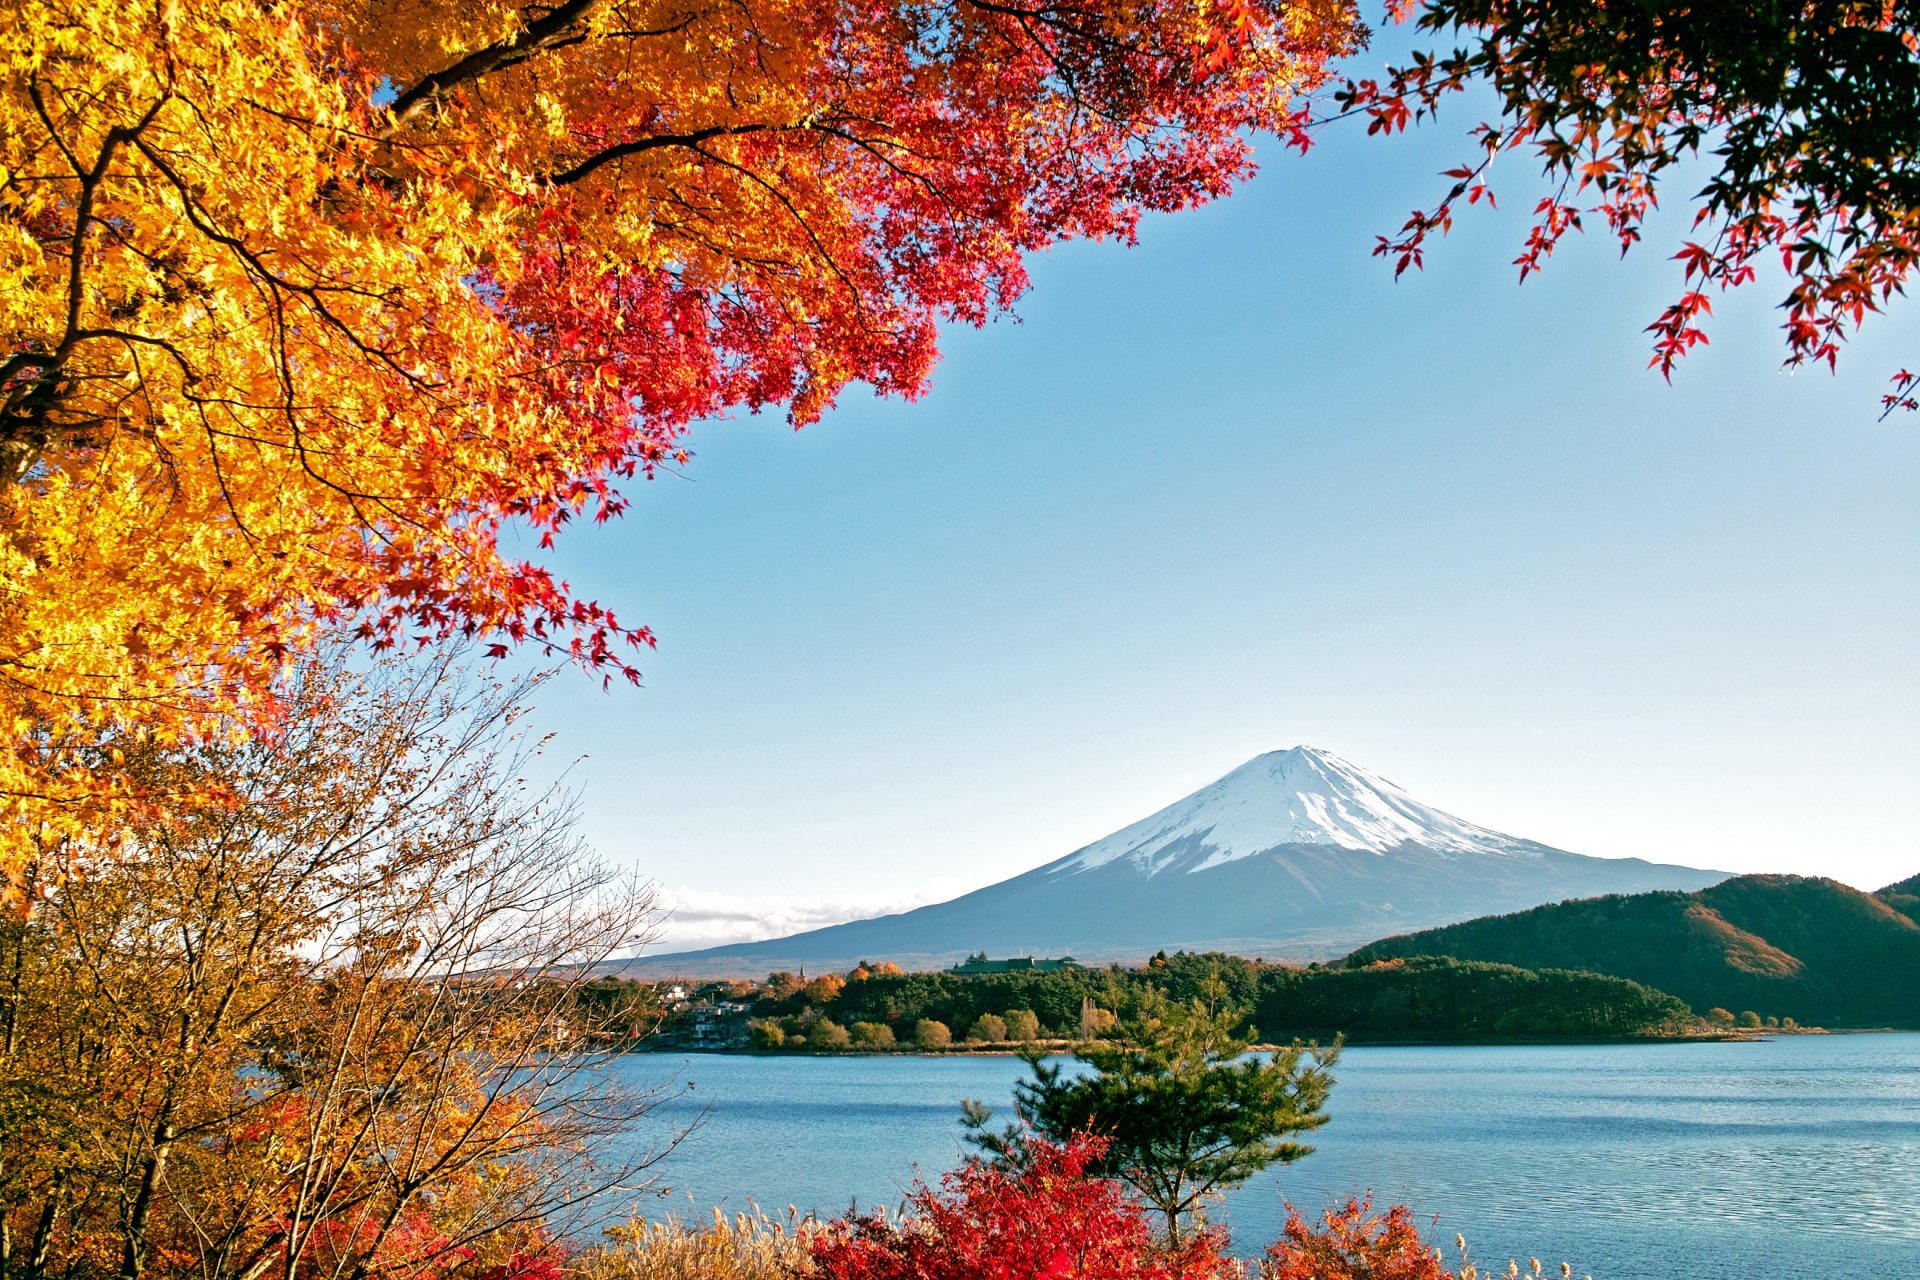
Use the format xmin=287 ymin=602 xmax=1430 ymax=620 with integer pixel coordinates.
xmin=1259 ymin=1195 xmax=1451 ymax=1280
xmin=1330 ymin=0 xmax=1920 ymax=412
xmin=811 ymin=1134 xmax=1227 ymax=1280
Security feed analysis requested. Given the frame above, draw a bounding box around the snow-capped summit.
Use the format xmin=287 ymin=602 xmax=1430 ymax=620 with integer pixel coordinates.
xmin=1050 ymin=745 xmax=1540 ymax=877
xmin=623 ymin=746 xmax=1729 ymax=976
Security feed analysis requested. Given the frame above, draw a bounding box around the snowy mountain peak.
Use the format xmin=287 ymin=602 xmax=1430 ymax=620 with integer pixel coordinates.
xmin=1049 ymin=746 xmax=1541 ymax=877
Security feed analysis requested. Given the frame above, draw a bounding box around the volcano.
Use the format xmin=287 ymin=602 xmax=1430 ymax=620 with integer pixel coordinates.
xmin=625 ymin=747 xmax=1730 ymax=975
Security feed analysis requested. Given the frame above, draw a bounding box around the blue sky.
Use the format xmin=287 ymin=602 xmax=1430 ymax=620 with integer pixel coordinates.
xmin=518 ymin=51 xmax=1919 ymax=951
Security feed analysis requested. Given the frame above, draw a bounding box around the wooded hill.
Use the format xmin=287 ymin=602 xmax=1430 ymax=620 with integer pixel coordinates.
xmin=1346 ymin=874 xmax=1920 ymax=1028
xmin=1879 ymin=872 xmax=1920 ymax=924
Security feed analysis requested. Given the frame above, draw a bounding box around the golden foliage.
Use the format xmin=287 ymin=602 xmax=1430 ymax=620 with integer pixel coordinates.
xmin=0 ymin=650 xmax=676 ymax=1279
xmin=0 ymin=0 xmax=1359 ymax=882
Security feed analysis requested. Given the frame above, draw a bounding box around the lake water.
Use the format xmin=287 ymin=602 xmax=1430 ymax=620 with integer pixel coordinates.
xmin=599 ymin=1034 xmax=1920 ymax=1280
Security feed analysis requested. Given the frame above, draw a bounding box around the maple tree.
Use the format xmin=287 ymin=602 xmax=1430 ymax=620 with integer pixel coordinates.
xmin=1334 ymin=0 xmax=1920 ymax=405
xmin=0 ymin=0 xmax=1361 ymax=882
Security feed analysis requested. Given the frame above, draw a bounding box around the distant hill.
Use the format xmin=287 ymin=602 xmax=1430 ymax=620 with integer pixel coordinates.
xmin=1347 ymin=873 xmax=1920 ymax=1028
xmin=623 ymin=746 xmax=1726 ymax=976
xmin=1879 ymin=872 xmax=1920 ymax=923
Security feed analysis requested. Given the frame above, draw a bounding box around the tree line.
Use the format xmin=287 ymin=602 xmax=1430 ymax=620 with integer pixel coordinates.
xmin=610 ymin=946 xmax=1699 ymax=1052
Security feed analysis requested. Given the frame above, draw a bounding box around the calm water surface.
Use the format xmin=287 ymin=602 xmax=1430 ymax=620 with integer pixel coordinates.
xmin=601 ymin=1034 xmax=1920 ymax=1280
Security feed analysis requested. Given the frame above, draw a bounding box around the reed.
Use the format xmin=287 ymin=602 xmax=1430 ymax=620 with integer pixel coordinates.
xmin=579 ymin=1208 xmax=820 ymax=1280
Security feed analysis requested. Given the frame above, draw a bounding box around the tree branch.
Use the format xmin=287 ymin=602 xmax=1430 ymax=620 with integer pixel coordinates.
xmin=543 ymin=121 xmax=783 ymax=185
xmin=383 ymin=0 xmax=610 ymax=131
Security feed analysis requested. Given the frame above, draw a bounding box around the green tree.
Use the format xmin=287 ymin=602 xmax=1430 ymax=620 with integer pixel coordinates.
xmin=1003 ymin=1009 xmax=1041 ymax=1043
xmin=1738 ymin=1010 xmax=1764 ymax=1029
xmin=915 ymin=1019 xmax=953 ymax=1050
xmin=965 ymin=988 xmax=1337 ymax=1245
xmin=812 ymin=1020 xmax=852 ymax=1050
xmin=1706 ymin=1007 xmax=1737 ymax=1028
xmin=968 ymin=1014 xmax=1008 ymax=1044
xmin=851 ymin=1021 xmax=896 ymax=1049
xmin=749 ymin=1020 xmax=787 ymax=1050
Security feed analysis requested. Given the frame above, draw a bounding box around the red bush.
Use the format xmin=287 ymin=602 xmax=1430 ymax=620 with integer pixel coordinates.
xmin=811 ymin=1134 xmax=1226 ymax=1280
xmin=1259 ymin=1195 xmax=1451 ymax=1280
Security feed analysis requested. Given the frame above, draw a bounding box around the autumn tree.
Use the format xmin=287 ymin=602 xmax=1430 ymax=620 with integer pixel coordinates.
xmin=0 ymin=648 xmax=682 ymax=1280
xmin=851 ymin=1021 xmax=897 ymax=1048
xmin=968 ymin=1013 xmax=1008 ymax=1043
xmin=965 ymin=988 xmax=1338 ymax=1245
xmin=0 ymin=0 xmax=1361 ymax=883
xmin=1081 ymin=996 xmax=1120 ymax=1040
xmin=803 ymin=974 xmax=847 ymax=1005
xmin=1337 ymin=0 xmax=1920 ymax=406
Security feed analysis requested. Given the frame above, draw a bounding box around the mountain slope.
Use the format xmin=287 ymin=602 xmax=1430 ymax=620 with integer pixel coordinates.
xmin=1878 ymin=872 xmax=1920 ymax=923
xmin=627 ymin=746 xmax=1728 ymax=976
xmin=1347 ymin=873 xmax=1920 ymax=1027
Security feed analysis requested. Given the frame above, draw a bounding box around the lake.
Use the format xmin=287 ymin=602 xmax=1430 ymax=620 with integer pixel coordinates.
xmin=598 ymin=1034 xmax=1920 ymax=1280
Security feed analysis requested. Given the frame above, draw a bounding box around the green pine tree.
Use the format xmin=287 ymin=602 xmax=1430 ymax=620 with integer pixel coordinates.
xmin=963 ymin=981 xmax=1336 ymax=1244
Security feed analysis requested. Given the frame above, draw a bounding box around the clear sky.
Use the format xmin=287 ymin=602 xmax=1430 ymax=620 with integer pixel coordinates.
xmin=516 ymin=45 xmax=1919 ymax=952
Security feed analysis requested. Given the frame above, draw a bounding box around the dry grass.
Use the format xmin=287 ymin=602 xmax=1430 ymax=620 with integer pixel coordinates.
xmin=574 ymin=1209 xmax=1588 ymax=1280
xmin=578 ymin=1208 xmax=820 ymax=1280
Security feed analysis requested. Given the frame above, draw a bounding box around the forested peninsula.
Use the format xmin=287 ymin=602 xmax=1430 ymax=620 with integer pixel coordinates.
xmin=598 ymin=949 xmax=1701 ymax=1053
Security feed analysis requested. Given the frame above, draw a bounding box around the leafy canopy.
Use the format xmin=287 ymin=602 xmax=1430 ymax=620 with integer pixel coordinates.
xmin=0 ymin=0 xmax=1360 ymax=875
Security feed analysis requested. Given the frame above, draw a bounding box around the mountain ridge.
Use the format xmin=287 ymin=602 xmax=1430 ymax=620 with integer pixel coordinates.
xmin=1347 ymin=873 xmax=1920 ymax=1027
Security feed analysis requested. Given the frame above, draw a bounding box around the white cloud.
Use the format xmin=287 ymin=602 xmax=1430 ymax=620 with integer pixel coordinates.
xmin=642 ymin=882 xmax=968 ymax=951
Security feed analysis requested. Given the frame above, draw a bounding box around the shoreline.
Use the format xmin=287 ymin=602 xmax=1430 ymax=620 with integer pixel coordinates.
xmin=626 ymin=1027 xmax=1855 ymax=1057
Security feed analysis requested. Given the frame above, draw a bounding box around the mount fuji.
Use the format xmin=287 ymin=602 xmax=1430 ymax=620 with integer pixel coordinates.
xmin=625 ymin=747 xmax=1730 ymax=976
